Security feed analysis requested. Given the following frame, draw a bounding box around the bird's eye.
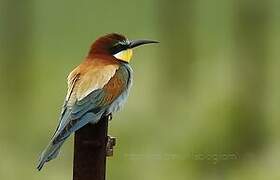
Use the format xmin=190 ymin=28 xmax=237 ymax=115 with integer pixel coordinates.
xmin=110 ymin=41 xmax=128 ymax=55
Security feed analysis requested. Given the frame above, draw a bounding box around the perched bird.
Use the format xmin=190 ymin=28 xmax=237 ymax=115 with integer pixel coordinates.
xmin=37 ymin=33 xmax=158 ymax=170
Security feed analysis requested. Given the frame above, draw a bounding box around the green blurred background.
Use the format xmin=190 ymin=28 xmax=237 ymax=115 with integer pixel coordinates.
xmin=1 ymin=0 xmax=280 ymax=179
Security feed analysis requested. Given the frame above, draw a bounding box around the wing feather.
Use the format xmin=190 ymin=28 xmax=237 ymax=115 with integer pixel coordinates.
xmin=52 ymin=62 xmax=126 ymax=143
xmin=38 ymin=62 xmax=130 ymax=168
xmin=76 ymin=64 xmax=118 ymax=100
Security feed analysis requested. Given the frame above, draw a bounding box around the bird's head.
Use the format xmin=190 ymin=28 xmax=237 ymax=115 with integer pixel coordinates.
xmin=88 ymin=33 xmax=158 ymax=63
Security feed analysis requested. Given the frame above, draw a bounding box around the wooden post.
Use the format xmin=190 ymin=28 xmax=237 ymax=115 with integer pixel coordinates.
xmin=73 ymin=116 xmax=108 ymax=180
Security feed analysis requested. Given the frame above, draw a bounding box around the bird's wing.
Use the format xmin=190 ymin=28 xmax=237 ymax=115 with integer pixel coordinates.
xmin=37 ymin=62 xmax=130 ymax=170
xmin=52 ymin=63 xmax=129 ymax=143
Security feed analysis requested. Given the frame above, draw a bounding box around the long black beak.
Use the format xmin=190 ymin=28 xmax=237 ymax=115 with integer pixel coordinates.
xmin=128 ymin=39 xmax=159 ymax=49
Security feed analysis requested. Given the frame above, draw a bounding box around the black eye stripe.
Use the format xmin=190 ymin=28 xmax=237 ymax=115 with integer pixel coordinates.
xmin=110 ymin=41 xmax=129 ymax=54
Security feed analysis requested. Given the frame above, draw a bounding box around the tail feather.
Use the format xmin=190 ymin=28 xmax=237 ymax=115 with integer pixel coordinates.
xmin=36 ymin=109 xmax=72 ymax=171
xmin=36 ymin=139 xmax=65 ymax=171
xmin=37 ymin=112 xmax=102 ymax=171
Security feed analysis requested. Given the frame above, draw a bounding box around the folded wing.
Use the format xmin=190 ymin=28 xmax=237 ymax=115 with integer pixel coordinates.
xmin=37 ymin=61 xmax=129 ymax=170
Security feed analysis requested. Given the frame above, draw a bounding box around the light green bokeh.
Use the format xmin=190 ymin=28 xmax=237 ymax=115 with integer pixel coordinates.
xmin=1 ymin=0 xmax=280 ymax=179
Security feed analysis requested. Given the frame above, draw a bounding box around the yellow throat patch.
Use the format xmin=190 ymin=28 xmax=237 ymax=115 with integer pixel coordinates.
xmin=113 ymin=49 xmax=133 ymax=62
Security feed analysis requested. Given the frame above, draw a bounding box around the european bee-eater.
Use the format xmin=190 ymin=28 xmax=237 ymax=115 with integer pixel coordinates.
xmin=37 ymin=33 xmax=158 ymax=170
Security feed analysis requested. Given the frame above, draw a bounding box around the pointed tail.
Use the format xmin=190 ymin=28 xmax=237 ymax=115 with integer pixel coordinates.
xmin=37 ymin=111 xmax=101 ymax=170
xmin=36 ymin=139 xmax=65 ymax=171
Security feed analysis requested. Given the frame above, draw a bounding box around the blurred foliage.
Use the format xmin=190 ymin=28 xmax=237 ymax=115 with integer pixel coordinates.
xmin=1 ymin=0 xmax=280 ymax=179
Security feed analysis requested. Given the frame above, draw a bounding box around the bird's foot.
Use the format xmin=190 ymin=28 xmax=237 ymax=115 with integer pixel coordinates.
xmin=106 ymin=135 xmax=116 ymax=157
